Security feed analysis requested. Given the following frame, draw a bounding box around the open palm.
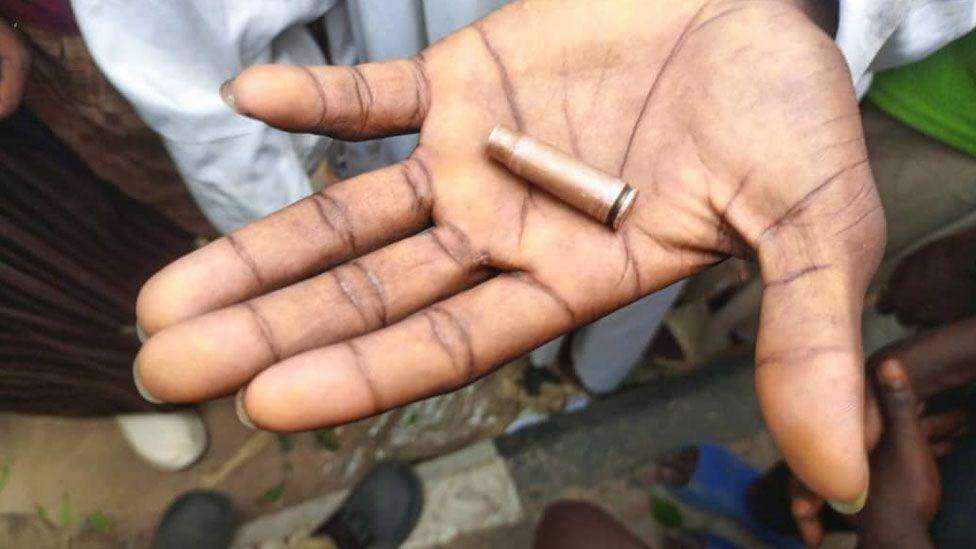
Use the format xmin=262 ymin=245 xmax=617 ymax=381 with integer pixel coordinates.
xmin=136 ymin=0 xmax=884 ymax=506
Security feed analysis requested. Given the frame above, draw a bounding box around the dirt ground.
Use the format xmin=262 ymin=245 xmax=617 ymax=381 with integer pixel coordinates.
xmin=0 ymin=362 xmax=527 ymax=546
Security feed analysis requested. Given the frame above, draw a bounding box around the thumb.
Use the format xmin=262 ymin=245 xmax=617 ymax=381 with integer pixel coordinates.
xmin=875 ymin=359 xmax=923 ymax=446
xmin=753 ymin=204 xmax=884 ymax=514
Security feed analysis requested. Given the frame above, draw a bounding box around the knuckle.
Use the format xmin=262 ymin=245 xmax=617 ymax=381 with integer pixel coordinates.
xmin=333 ymin=263 xmax=386 ymax=330
xmin=400 ymin=156 xmax=434 ymax=213
xmin=424 ymin=307 xmax=475 ymax=384
xmin=431 ymin=223 xmax=483 ymax=270
xmin=345 ymin=342 xmax=383 ymax=412
xmin=406 ymin=55 xmax=431 ymax=124
xmin=309 ymin=192 xmax=358 ymax=254
xmin=348 ymin=65 xmax=374 ymax=130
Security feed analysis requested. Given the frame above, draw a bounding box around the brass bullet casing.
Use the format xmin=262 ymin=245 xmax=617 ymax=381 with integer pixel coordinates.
xmin=487 ymin=125 xmax=638 ymax=230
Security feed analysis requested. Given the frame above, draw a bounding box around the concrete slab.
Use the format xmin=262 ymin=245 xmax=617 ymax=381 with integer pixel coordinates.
xmin=234 ymin=441 xmax=524 ymax=549
xmin=498 ymin=354 xmax=765 ymax=510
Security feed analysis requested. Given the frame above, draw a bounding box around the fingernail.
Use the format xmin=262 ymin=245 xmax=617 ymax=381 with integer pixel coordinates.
xmin=133 ymin=360 xmax=163 ymax=404
xmin=135 ymin=322 xmax=147 ymax=344
xmin=235 ymin=387 xmax=256 ymax=429
xmin=791 ymin=496 xmax=818 ymax=517
xmin=827 ymin=484 xmax=869 ymax=515
xmin=219 ymin=78 xmax=237 ymax=112
xmin=878 ymin=359 xmax=907 ymax=389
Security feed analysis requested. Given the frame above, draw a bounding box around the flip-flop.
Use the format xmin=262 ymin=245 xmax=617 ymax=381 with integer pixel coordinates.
xmin=662 ymin=443 xmax=804 ymax=549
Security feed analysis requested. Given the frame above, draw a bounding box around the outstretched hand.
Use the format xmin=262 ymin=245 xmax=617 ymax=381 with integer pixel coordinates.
xmin=135 ymin=0 xmax=884 ymax=507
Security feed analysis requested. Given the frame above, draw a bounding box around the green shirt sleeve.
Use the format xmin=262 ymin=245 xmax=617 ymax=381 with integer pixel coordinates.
xmin=867 ymin=30 xmax=976 ymax=158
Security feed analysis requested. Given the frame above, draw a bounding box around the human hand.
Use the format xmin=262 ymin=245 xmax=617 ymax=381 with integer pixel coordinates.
xmin=0 ymin=18 xmax=30 ymax=119
xmin=855 ymin=361 xmax=940 ymax=548
xmin=788 ymin=317 xmax=976 ymax=545
xmin=879 ymin=229 xmax=976 ymax=327
xmin=135 ymin=0 xmax=885 ymax=507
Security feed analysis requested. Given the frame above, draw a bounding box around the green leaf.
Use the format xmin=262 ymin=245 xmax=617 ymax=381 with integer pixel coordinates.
xmin=59 ymin=493 xmax=72 ymax=529
xmin=35 ymin=504 xmax=50 ymax=523
xmin=86 ymin=511 xmax=114 ymax=531
xmin=255 ymin=482 xmax=286 ymax=507
xmin=313 ymin=429 xmax=340 ymax=451
xmin=277 ymin=434 xmax=294 ymax=452
xmin=404 ymin=411 xmax=419 ymax=426
xmin=0 ymin=463 xmax=9 ymax=495
xmin=649 ymin=495 xmax=683 ymax=528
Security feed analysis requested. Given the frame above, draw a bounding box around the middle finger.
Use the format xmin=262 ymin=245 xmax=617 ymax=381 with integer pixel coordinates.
xmin=136 ymin=226 xmax=488 ymax=402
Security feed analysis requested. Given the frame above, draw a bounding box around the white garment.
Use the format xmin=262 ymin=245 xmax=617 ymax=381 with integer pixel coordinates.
xmin=70 ymin=0 xmax=334 ymax=233
xmin=837 ymin=0 xmax=976 ymax=96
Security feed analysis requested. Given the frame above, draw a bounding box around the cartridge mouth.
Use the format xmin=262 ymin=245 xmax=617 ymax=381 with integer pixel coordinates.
xmin=606 ymin=185 xmax=638 ymax=230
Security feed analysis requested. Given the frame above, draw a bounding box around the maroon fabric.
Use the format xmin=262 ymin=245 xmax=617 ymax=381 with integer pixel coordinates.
xmin=0 ymin=108 xmax=192 ymax=415
xmin=0 ymin=0 xmax=77 ymax=34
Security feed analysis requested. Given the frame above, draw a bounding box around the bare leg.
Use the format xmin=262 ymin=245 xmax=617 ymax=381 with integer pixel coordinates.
xmin=533 ymin=500 xmax=651 ymax=549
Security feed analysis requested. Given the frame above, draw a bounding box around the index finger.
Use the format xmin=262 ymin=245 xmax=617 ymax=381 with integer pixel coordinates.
xmin=225 ymin=58 xmax=430 ymax=140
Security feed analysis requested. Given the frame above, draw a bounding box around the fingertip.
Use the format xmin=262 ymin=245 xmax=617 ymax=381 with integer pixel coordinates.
xmin=136 ymin=267 xmax=196 ymax=335
xmin=790 ymin=495 xmax=820 ymax=519
xmin=133 ymin=340 xmax=167 ymax=402
xmin=220 ymin=66 xmax=259 ymax=119
xmin=140 ymin=305 xmax=278 ymax=405
xmin=223 ymin=65 xmax=277 ymax=117
xmin=246 ymin=347 xmax=378 ymax=431
xmin=134 ymin=333 xmax=186 ymax=404
xmin=134 ymin=322 xmax=225 ymax=403
xmin=132 ymin=358 xmax=163 ymax=404
xmin=228 ymin=65 xmax=319 ymax=128
xmin=235 ymin=387 xmax=256 ymax=429
xmin=219 ymin=77 xmax=238 ymax=113
xmin=787 ymin=431 xmax=870 ymax=512
xmin=240 ymin=370 xmax=302 ymax=431
xmin=826 ymin=482 xmax=868 ymax=514
xmin=137 ymin=238 xmax=260 ymax=334
xmin=780 ymin=434 xmax=870 ymax=511
xmin=135 ymin=322 xmax=148 ymax=344
xmin=875 ymin=359 xmax=919 ymax=426
xmin=877 ymin=358 xmax=909 ymax=391
xmin=757 ymin=361 xmax=869 ymax=508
